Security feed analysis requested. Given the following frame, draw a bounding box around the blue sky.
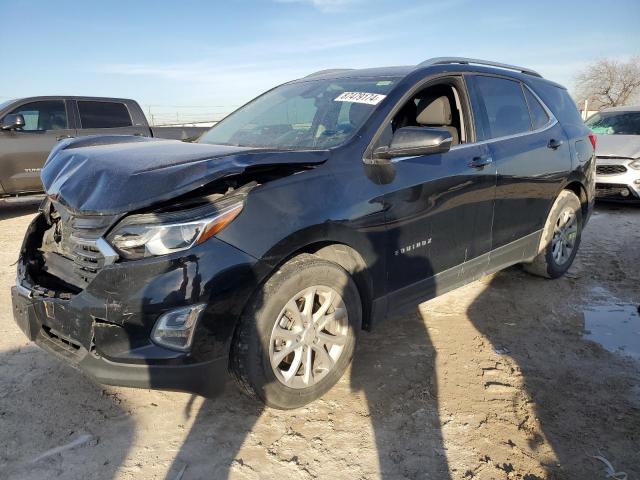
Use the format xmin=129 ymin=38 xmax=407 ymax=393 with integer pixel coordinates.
xmin=1 ymin=0 xmax=638 ymax=123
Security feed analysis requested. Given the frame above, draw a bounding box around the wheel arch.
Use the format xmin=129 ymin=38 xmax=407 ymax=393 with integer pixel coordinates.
xmin=302 ymin=242 xmax=374 ymax=330
xmin=561 ymin=180 xmax=589 ymax=218
xmin=250 ymin=235 xmax=377 ymax=331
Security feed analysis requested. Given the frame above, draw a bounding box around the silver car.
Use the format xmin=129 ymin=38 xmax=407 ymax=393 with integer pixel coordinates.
xmin=586 ymin=106 xmax=640 ymax=202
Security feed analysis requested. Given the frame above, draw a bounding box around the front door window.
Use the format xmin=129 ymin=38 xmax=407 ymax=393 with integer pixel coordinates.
xmin=7 ymin=100 xmax=68 ymax=131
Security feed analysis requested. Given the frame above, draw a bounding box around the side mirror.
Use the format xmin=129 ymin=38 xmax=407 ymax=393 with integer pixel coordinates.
xmin=373 ymin=127 xmax=452 ymax=160
xmin=1 ymin=113 xmax=25 ymax=131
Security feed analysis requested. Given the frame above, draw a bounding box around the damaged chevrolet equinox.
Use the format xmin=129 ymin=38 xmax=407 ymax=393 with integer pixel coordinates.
xmin=12 ymin=58 xmax=595 ymax=409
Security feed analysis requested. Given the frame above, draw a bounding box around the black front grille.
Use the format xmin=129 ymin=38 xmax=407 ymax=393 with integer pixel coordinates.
xmin=70 ymin=237 xmax=105 ymax=283
xmin=44 ymin=201 xmax=118 ymax=286
xmin=596 ymin=164 xmax=627 ymax=175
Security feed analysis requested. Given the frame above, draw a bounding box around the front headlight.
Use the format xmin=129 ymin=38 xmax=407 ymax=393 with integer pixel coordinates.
xmin=107 ymin=199 xmax=243 ymax=259
xmin=629 ymin=159 xmax=640 ymax=170
xmin=152 ymin=304 xmax=206 ymax=351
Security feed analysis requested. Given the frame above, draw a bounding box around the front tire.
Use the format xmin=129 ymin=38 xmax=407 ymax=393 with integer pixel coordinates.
xmin=230 ymin=254 xmax=361 ymax=409
xmin=524 ymin=190 xmax=583 ymax=279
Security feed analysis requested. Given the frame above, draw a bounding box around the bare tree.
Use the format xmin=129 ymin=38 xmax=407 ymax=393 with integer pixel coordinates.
xmin=575 ymin=56 xmax=640 ymax=109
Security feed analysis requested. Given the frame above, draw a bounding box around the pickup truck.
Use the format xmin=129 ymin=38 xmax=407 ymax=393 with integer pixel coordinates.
xmin=0 ymin=96 xmax=209 ymax=198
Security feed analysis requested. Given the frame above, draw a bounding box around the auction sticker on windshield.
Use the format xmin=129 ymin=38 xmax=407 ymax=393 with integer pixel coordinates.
xmin=334 ymin=92 xmax=386 ymax=105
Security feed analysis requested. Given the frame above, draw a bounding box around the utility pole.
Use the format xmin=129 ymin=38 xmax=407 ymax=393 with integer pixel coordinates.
xmin=583 ymin=99 xmax=589 ymax=120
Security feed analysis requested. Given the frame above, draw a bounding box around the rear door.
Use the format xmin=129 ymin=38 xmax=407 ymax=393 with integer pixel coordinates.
xmin=0 ymin=99 xmax=76 ymax=194
xmin=466 ymin=74 xmax=571 ymax=255
xmin=74 ymin=100 xmax=149 ymax=137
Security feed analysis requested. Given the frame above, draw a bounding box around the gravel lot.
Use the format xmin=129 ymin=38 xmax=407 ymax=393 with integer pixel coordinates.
xmin=1 ymin=202 xmax=638 ymax=480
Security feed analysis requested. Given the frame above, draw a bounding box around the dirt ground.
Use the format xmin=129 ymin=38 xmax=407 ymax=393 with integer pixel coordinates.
xmin=0 ymin=201 xmax=638 ymax=480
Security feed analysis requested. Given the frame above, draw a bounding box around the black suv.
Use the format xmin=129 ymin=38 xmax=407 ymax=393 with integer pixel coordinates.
xmin=12 ymin=58 xmax=595 ymax=409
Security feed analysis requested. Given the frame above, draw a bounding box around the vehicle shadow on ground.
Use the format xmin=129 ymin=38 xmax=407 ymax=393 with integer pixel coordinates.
xmin=466 ymin=266 xmax=640 ymax=478
xmin=161 ymin=338 xmax=450 ymax=478
xmin=162 ymin=320 xmax=450 ymax=479
xmin=0 ymin=202 xmax=40 ymax=221
xmin=161 ymin=223 xmax=452 ymax=479
xmin=0 ymin=346 xmax=135 ymax=480
xmin=162 ymin=251 xmax=638 ymax=478
xmin=155 ymin=182 xmax=639 ymax=479
xmin=349 ymin=226 xmax=451 ymax=478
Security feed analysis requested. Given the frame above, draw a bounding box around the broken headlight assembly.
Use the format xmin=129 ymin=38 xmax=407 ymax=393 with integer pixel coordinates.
xmin=106 ymin=197 xmax=244 ymax=260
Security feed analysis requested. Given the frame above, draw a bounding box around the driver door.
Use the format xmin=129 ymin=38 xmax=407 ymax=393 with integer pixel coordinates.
xmin=0 ymin=99 xmax=76 ymax=194
xmin=379 ymin=78 xmax=497 ymax=312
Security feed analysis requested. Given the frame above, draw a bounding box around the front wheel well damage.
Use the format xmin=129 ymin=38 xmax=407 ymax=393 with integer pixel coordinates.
xmin=230 ymin=240 xmax=373 ymax=368
xmin=307 ymin=242 xmax=371 ymax=326
xmin=563 ymin=181 xmax=589 ymax=217
xmin=287 ymin=242 xmax=373 ymax=330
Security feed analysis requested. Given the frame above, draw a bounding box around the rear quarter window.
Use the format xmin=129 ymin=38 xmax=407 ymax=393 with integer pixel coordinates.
xmin=530 ymin=81 xmax=585 ymax=136
xmin=523 ymin=88 xmax=550 ymax=130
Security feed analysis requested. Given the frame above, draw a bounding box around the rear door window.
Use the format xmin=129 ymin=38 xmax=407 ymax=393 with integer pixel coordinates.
xmin=7 ymin=100 xmax=68 ymax=131
xmin=77 ymin=101 xmax=132 ymax=128
xmin=469 ymin=76 xmax=532 ymax=140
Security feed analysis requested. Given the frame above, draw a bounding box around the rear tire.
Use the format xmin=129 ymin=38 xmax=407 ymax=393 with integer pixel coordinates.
xmin=230 ymin=254 xmax=361 ymax=409
xmin=524 ymin=190 xmax=582 ymax=279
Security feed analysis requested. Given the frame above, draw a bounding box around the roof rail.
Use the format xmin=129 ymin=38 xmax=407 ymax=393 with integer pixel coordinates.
xmin=305 ymin=68 xmax=354 ymax=79
xmin=416 ymin=57 xmax=542 ymax=78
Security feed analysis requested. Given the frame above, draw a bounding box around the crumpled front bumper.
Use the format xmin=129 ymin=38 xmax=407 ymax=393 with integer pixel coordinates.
xmin=12 ymin=285 xmax=227 ymax=395
xmin=12 ymin=222 xmax=264 ymax=396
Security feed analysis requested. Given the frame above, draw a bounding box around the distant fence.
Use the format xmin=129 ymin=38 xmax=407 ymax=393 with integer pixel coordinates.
xmin=144 ymin=104 xmax=239 ymax=126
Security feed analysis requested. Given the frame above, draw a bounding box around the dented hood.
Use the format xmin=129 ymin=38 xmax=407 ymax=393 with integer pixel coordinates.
xmin=42 ymin=136 xmax=328 ymax=215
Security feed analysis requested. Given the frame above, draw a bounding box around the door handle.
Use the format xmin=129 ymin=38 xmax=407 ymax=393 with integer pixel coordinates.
xmin=56 ymin=135 xmax=75 ymax=141
xmin=469 ymin=154 xmax=493 ymax=168
xmin=547 ymin=138 xmax=563 ymax=150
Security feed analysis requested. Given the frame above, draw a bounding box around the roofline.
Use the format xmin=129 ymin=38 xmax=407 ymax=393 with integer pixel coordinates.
xmin=7 ymin=95 xmax=137 ymax=103
xmin=305 ymin=68 xmax=354 ymax=79
xmin=416 ymin=57 xmax=542 ymax=78
xmin=301 ymin=57 xmax=552 ymax=87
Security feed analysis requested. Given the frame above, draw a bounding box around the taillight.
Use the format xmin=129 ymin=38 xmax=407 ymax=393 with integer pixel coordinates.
xmin=588 ymin=132 xmax=597 ymax=151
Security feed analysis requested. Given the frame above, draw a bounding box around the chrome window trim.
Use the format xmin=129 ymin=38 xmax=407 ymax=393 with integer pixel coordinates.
xmin=450 ymin=117 xmax=558 ymax=151
xmin=522 ymin=83 xmax=555 ymax=125
xmin=390 ymin=114 xmax=558 ymax=161
xmin=451 ymin=78 xmax=558 ymax=150
xmin=362 ymin=71 xmax=559 ymax=163
xmin=362 ymin=73 xmax=472 ymax=164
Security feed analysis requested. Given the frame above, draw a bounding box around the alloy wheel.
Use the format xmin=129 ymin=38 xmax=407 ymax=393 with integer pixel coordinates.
xmin=269 ymin=285 xmax=348 ymax=389
xmin=551 ymin=208 xmax=578 ymax=265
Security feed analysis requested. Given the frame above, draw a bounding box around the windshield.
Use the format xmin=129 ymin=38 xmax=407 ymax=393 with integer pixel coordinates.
xmin=586 ymin=111 xmax=640 ymax=135
xmin=199 ymin=78 xmax=398 ymax=149
xmin=0 ymin=99 xmax=16 ymax=112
